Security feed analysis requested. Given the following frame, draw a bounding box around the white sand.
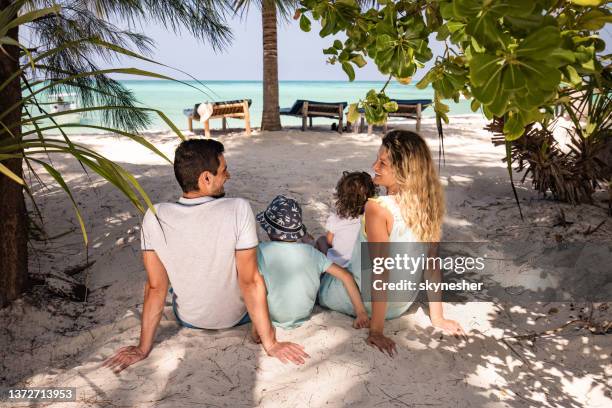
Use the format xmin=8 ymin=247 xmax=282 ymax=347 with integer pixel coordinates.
xmin=1 ymin=116 xmax=611 ymax=407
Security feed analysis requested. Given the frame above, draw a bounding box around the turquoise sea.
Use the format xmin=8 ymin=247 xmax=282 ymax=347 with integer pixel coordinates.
xmin=44 ymin=80 xmax=475 ymax=133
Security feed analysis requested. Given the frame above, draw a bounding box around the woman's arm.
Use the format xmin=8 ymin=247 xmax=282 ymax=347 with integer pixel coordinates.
xmin=325 ymin=263 xmax=369 ymax=328
xmin=364 ymin=200 xmax=397 ymax=356
xmin=424 ymin=243 xmax=466 ymax=337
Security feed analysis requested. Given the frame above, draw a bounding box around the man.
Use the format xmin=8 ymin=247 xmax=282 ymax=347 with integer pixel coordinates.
xmin=104 ymin=139 xmax=308 ymax=372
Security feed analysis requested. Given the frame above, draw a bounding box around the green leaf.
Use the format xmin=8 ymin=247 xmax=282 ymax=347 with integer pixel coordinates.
xmin=416 ymin=68 xmax=437 ymax=89
xmin=0 ymin=161 xmax=24 ymax=185
xmin=323 ymin=46 xmax=338 ymax=55
xmin=470 ymin=53 xmax=504 ymax=87
xmin=466 ymin=13 xmax=509 ymax=48
xmin=333 ymin=39 xmax=343 ymax=49
xmin=35 ymin=160 xmax=88 ymax=245
xmin=504 ymin=14 xmax=551 ymax=31
xmin=503 ymin=111 xmax=526 ymax=141
xmin=350 ymin=54 xmax=367 ymax=68
xmin=487 ymin=91 xmax=509 ymax=117
xmin=347 ymin=103 xmax=360 ymax=123
xmin=567 ymin=0 xmax=603 ymax=5
xmin=516 ymin=26 xmax=561 ymax=59
xmin=300 ymin=15 xmax=311 ymax=32
xmin=433 ymin=77 xmax=456 ymax=99
xmin=383 ymin=101 xmax=398 ymax=112
xmin=452 ymin=0 xmax=482 ymax=19
xmin=470 ymin=99 xmax=481 ymax=112
xmin=0 ymin=4 xmax=60 ymax=36
xmin=471 ymin=67 xmax=502 ymax=106
xmin=319 ymin=13 xmax=337 ymax=37
xmin=447 ymin=21 xmax=465 ymax=33
xmin=502 ymin=64 xmax=526 ymax=91
xmin=576 ymin=10 xmax=612 ymax=31
xmin=341 ymin=62 xmax=355 ymax=81
xmin=514 ymin=89 xmax=554 ymax=110
xmin=563 ymin=65 xmax=582 ymax=86
xmin=489 ymin=0 xmax=535 ymax=18
xmin=0 ymin=36 xmax=35 ymax=70
xmin=547 ymin=48 xmax=577 ymax=67
xmin=521 ymin=62 xmax=561 ymax=91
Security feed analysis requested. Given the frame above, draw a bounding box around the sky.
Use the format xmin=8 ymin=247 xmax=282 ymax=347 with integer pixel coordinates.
xmin=96 ymin=8 xmax=611 ymax=82
xmin=101 ymin=10 xmax=444 ymax=81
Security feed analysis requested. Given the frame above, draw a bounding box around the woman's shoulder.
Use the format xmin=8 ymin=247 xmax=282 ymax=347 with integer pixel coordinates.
xmin=366 ymin=195 xmax=399 ymax=217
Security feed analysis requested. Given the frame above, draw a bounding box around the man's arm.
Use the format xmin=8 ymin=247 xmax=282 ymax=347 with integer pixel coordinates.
xmin=103 ymin=251 xmax=169 ymax=373
xmin=235 ymin=248 xmax=309 ymax=365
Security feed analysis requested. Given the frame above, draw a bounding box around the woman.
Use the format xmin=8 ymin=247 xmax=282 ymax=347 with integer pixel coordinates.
xmin=319 ymin=130 xmax=465 ymax=356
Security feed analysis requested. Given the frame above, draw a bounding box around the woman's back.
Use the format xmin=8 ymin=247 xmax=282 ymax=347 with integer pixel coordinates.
xmin=319 ymin=196 xmax=426 ymax=319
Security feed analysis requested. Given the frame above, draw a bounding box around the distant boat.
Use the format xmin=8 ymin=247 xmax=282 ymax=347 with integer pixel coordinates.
xmin=49 ymin=93 xmax=78 ymax=113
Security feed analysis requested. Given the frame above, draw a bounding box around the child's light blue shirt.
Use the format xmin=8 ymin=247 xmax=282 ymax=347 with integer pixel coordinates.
xmin=257 ymin=242 xmax=332 ymax=328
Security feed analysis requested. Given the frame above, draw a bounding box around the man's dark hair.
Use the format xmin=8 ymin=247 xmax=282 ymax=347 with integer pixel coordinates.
xmin=334 ymin=171 xmax=377 ymax=219
xmin=173 ymin=139 xmax=225 ymax=193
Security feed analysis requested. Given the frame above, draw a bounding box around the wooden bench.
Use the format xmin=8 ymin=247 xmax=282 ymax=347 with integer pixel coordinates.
xmin=280 ymin=100 xmax=348 ymax=133
xmin=184 ymin=99 xmax=252 ymax=137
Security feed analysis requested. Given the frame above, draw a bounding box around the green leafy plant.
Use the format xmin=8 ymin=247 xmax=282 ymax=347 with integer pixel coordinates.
xmin=298 ymin=0 xmax=610 ymax=212
xmin=490 ymin=72 xmax=611 ymax=205
xmin=298 ymin=0 xmax=610 ymax=138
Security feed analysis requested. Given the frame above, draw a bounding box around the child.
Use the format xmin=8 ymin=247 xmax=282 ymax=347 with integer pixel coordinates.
xmin=315 ymin=171 xmax=376 ymax=267
xmin=255 ymin=195 xmax=369 ymax=330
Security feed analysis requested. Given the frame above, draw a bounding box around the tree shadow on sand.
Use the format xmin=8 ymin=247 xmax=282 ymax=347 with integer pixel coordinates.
xmin=2 ymin=123 xmax=610 ymax=407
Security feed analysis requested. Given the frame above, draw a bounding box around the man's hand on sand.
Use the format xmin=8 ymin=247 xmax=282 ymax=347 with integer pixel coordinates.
xmin=103 ymin=346 xmax=147 ymax=373
xmin=367 ymin=332 xmax=397 ymax=357
xmin=265 ymin=341 xmax=310 ymax=365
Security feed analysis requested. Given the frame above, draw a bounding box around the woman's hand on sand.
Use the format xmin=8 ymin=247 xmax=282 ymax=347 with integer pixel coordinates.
xmin=432 ymin=318 xmax=467 ymax=339
xmin=366 ymin=332 xmax=397 ymax=357
xmin=265 ymin=341 xmax=310 ymax=365
xmin=353 ymin=312 xmax=370 ymax=329
xmin=103 ymin=346 xmax=147 ymax=373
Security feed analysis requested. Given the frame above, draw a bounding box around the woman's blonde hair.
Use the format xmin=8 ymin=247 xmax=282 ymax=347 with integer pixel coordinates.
xmin=381 ymin=130 xmax=444 ymax=242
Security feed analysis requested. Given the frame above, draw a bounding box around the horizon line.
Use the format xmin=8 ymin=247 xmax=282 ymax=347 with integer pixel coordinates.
xmin=114 ymin=78 xmax=425 ymax=82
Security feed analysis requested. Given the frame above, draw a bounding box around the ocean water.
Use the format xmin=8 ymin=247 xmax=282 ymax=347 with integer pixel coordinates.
xmin=42 ymin=80 xmax=475 ymax=133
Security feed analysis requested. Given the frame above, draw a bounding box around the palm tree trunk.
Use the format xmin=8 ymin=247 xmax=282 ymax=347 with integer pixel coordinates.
xmin=0 ymin=0 xmax=28 ymax=307
xmin=261 ymin=0 xmax=282 ymax=131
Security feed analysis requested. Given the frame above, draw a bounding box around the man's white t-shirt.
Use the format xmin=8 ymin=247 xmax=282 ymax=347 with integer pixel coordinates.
xmin=141 ymin=195 xmax=258 ymax=329
xmin=324 ymin=213 xmax=361 ymax=268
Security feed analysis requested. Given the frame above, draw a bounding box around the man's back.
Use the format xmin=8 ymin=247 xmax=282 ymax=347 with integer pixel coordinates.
xmin=141 ymin=195 xmax=258 ymax=329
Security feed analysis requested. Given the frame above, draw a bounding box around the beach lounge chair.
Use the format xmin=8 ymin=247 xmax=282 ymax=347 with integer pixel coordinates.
xmin=356 ymin=99 xmax=432 ymax=134
xmin=280 ymin=100 xmax=348 ymax=133
xmin=184 ymin=99 xmax=252 ymax=137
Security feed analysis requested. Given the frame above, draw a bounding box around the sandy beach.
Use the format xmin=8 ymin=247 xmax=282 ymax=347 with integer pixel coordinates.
xmin=1 ymin=116 xmax=610 ymax=407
